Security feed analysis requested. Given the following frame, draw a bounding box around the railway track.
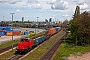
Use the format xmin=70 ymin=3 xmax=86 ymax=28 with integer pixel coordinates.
xmin=0 ymin=32 xmax=45 ymax=55
xmin=0 ymin=44 xmax=17 ymax=54
xmin=39 ymin=32 xmax=68 ymax=60
xmin=7 ymin=31 xmax=67 ymax=60
xmin=8 ymin=55 xmax=23 ymax=60
xmin=8 ymin=43 xmax=42 ymax=60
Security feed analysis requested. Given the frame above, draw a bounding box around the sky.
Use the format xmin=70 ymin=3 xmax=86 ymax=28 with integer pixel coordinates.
xmin=0 ymin=0 xmax=90 ymax=22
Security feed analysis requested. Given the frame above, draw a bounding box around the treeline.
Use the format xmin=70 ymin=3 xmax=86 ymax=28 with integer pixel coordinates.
xmin=67 ymin=6 xmax=90 ymax=46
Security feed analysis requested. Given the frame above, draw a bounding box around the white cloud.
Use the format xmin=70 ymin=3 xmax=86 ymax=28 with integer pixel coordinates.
xmin=26 ymin=0 xmax=38 ymax=4
xmin=22 ymin=4 xmax=28 ymax=8
xmin=47 ymin=0 xmax=56 ymax=4
xmin=63 ymin=14 xmax=69 ymax=17
xmin=16 ymin=9 xmax=23 ymax=13
xmin=26 ymin=0 xmax=42 ymax=9
xmin=31 ymin=3 xmax=42 ymax=9
xmin=47 ymin=0 xmax=69 ymax=10
xmin=73 ymin=0 xmax=85 ymax=5
xmin=0 ymin=0 xmax=90 ymax=22
xmin=78 ymin=0 xmax=85 ymax=5
xmin=0 ymin=0 xmax=22 ymax=4
xmin=73 ymin=0 xmax=78 ymax=2
xmin=9 ymin=0 xmax=21 ymax=4
xmin=0 ymin=0 xmax=8 ymax=3
xmin=73 ymin=0 xmax=89 ymax=10
xmin=80 ymin=3 xmax=89 ymax=10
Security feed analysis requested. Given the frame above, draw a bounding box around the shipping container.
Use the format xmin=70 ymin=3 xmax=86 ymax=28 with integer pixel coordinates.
xmin=6 ymin=32 xmax=12 ymax=36
xmin=3 ymin=27 xmax=11 ymax=31
xmin=34 ymin=39 xmax=39 ymax=46
xmin=38 ymin=37 xmax=43 ymax=43
xmin=0 ymin=28 xmax=3 ymax=30
xmin=6 ymin=31 xmax=21 ymax=36
xmin=41 ymin=37 xmax=46 ymax=42
xmin=47 ymin=28 xmax=56 ymax=35
xmin=0 ymin=32 xmax=6 ymax=36
xmin=24 ymin=32 xmax=29 ymax=35
xmin=21 ymin=30 xmax=27 ymax=34
xmin=0 ymin=30 xmax=6 ymax=32
xmin=37 ymin=36 xmax=45 ymax=43
xmin=55 ymin=27 xmax=61 ymax=32
xmin=13 ymin=31 xmax=20 ymax=36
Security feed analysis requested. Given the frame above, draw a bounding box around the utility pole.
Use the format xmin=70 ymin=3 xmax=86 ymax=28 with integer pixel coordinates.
xmin=3 ymin=16 xmax=4 ymax=21
xmin=35 ymin=17 xmax=39 ymax=34
xmin=10 ymin=13 xmax=15 ymax=51
xmin=37 ymin=17 xmax=39 ymax=28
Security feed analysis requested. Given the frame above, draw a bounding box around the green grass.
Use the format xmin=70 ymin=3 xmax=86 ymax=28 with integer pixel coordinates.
xmin=22 ymin=30 xmax=66 ymax=60
xmin=54 ymin=42 xmax=90 ymax=60
xmin=0 ymin=40 xmax=19 ymax=49
xmin=28 ymin=31 xmax=46 ymax=38
xmin=0 ymin=49 xmax=15 ymax=60
xmin=28 ymin=33 xmax=38 ymax=38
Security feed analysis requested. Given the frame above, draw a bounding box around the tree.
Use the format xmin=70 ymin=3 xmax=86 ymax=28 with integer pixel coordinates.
xmin=61 ymin=19 xmax=69 ymax=31
xmin=68 ymin=6 xmax=90 ymax=46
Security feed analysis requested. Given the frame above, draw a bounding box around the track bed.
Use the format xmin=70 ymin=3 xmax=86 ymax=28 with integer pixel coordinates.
xmin=39 ymin=32 xmax=68 ymax=60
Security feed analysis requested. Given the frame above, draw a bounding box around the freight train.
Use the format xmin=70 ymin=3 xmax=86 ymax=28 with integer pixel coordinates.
xmin=16 ymin=27 xmax=61 ymax=53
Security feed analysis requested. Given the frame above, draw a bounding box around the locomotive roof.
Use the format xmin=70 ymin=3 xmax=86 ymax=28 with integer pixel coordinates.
xmin=25 ymin=38 xmax=30 ymax=39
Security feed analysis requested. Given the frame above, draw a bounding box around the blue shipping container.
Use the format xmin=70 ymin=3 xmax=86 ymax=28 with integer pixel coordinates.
xmin=55 ymin=27 xmax=60 ymax=32
xmin=24 ymin=32 xmax=28 ymax=35
xmin=38 ymin=37 xmax=44 ymax=43
xmin=0 ymin=32 xmax=6 ymax=36
xmin=3 ymin=27 xmax=11 ymax=31
xmin=0 ymin=28 xmax=3 ymax=30
xmin=34 ymin=39 xmax=39 ymax=46
xmin=40 ymin=37 xmax=45 ymax=42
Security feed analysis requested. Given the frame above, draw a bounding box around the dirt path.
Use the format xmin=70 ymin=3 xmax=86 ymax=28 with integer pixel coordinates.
xmin=68 ymin=52 xmax=90 ymax=60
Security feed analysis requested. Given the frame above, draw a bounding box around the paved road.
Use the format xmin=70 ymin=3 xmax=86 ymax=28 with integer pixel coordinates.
xmin=0 ymin=35 xmax=28 ymax=44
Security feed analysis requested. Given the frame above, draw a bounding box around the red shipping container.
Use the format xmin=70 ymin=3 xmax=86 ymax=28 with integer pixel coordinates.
xmin=48 ymin=28 xmax=56 ymax=35
xmin=13 ymin=31 xmax=20 ymax=35
xmin=6 ymin=31 xmax=20 ymax=36
xmin=0 ymin=30 xmax=6 ymax=32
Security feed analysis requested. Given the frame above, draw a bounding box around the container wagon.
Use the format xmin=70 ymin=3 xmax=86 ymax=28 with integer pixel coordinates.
xmin=47 ymin=28 xmax=56 ymax=36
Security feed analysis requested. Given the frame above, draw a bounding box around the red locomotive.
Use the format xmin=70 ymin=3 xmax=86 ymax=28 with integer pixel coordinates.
xmin=16 ymin=38 xmax=34 ymax=53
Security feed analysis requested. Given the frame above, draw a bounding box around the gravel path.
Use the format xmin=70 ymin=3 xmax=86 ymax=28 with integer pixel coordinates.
xmin=68 ymin=52 xmax=90 ymax=60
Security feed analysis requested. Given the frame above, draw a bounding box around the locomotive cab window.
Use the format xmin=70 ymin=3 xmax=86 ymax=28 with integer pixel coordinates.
xmin=20 ymin=39 xmax=24 ymax=42
xmin=25 ymin=39 xmax=29 ymax=42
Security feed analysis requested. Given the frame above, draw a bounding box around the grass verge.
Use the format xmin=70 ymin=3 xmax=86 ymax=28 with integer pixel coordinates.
xmin=0 ymin=40 xmax=19 ymax=49
xmin=54 ymin=42 xmax=90 ymax=60
xmin=0 ymin=49 xmax=15 ymax=59
xmin=28 ymin=31 xmax=46 ymax=38
xmin=22 ymin=30 xmax=66 ymax=60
